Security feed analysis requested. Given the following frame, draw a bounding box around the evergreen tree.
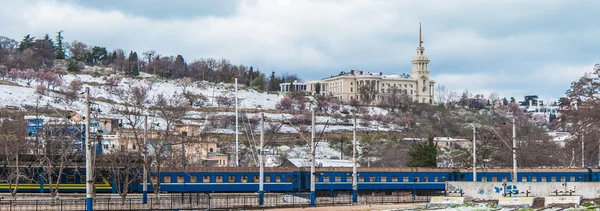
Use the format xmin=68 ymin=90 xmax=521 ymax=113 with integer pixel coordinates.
xmin=67 ymin=59 xmax=79 ymax=72
xmin=407 ymin=137 xmax=438 ymax=167
xmin=315 ymin=82 xmax=321 ymax=94
xmin=127 ymin=51 xmax=139 ymax=76
xmin=91 ymin=46 xmax=107 ymax=65
xmin=55 ymin=30 xmax=65 ymax=59
xmin=248 ymin=66 xmax=254 ymax=86
xmin=251 ymin=74 xmax=266 ymax=90
xmin=174 ymin=55 xmax=186 ymax=77
xmin=268 ymin=71 xmax=279 ymax=91
xmin=510 ymin=97 xmax=516 ymax=103
xmin=18 ymin=34 xmax=35 ymax=51
xmin=502 ymin=97 xmax=508 ymax=105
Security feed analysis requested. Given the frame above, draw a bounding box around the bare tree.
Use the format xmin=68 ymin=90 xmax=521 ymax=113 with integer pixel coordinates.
xmin=358 ymin=82 xmax=378 ymax=105
xmin=98 ymin=151 xmax=142 ymax=204
xmin=147 ymin=92 xmax=190 ymax=201
xmin=435 ymin=84 xmax=449 ymax=107
xmin=379 ymin=86 xmax=413 ymax=113
xmin=0 ymin=113 xmax=30 ymax=198
xmin=38 ymin=117 xmax=82 ymax=200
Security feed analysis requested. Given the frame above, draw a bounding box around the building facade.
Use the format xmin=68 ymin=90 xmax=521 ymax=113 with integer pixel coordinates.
xmin=280 ymin=23 xmax=435 ymax=104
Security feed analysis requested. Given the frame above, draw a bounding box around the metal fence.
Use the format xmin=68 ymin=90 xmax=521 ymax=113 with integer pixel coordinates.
xmin=0 ymin=192 xmax=436 ymax=211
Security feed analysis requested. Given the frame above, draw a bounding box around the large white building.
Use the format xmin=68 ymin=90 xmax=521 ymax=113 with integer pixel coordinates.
xmin=280 ymin=23 xmax=435 ymax=104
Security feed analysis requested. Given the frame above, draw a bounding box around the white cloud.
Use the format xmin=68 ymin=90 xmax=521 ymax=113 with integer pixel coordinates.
xmin=1 ymin=0 xmax=599 ymax=101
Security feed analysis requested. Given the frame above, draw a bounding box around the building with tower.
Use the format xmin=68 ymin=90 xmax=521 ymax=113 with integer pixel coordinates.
xmin=280 ymin=23 xmax=435 ymax=104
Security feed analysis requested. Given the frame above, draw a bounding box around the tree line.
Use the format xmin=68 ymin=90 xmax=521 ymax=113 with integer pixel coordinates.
xmin=0 ymin=31 xmax=301 ymax=91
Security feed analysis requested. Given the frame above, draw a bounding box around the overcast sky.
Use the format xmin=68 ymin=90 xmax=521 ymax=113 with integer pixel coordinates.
xmin=2 ymin=0 xmax=599 ymax=102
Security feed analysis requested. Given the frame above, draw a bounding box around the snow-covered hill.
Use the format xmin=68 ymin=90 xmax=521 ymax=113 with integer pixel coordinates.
xmin=1 ymin=69 xmax=401 ymax=134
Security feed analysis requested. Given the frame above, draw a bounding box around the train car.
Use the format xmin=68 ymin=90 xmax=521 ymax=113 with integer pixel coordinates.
xmin=144 ymin=167 xmax=302 ymax=193
xmin=455 ymin=168 xmax=592 ymax=182
xmin=0 ymin=168 xmax=113 ymax=193
xmin=305 ymin=168 xmax=454 ymax=193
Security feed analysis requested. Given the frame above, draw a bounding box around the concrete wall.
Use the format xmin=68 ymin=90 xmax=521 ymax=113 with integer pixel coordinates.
xmin=447 ymin=182 xmax=600 ymax=200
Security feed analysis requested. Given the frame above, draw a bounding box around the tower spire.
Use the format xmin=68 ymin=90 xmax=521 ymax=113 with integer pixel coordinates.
xmin=419 ymin=22 xmax=422 ymax=47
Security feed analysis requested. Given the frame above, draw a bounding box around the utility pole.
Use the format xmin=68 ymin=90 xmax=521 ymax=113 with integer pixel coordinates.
xmin=258 ymin=113 xmax=264 ymax=205
xmin=582 ymin=132 xmax=585 ymax=168
xmin=85 ymin=87 xmax=93 ymax=211
xmin=352 ymin=115 xmax=358 ymax=203
xmin=235 ymin=78 xmax=239 ymax=167
xmin=473 ymin=125 xmax=476 ymax=182
xmin=512 ymin=117 xmax=517 ymax=181
xmin=143 ymin=115 xmax=148 ymax=204
xmin=182 ymin=133 xmax=186 ymax=170
xmin=310 ymin=109 xmax=316 ymax=207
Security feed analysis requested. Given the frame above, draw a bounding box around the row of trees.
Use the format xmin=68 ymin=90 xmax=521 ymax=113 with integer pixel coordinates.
xmin=0 ymin=32 xmax=301 ymax=92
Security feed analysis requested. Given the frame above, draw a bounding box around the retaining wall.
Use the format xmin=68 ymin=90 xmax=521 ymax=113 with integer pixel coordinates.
xmin=446 ymin=182 xmax=599 ymax=200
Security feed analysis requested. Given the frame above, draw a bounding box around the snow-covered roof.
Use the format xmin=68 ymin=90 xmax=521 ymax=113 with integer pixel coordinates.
xmin=402 ymin=137 xmax=470 ymax=142
xmin=285 ymin=158 xmax=357 ymax=168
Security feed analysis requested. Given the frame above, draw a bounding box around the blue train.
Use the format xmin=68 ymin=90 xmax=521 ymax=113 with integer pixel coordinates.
xmin=140 ymin=167 xmax=599 ymax=194
xmin=1 ymin=167 xmax=598 ymax=194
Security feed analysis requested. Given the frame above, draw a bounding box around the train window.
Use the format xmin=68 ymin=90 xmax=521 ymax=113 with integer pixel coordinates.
xmin=551 ymin=176 xmax=556 ymax=182
xmin=502 ymin=176 xmax=507 ymax=182
xmin=253 ymin=176 xmax=259 ymax=183
xmin=276 ymin=176 xmax=281 ymax=183
xmin=570 ymin=176 xmax=575 ymax=181
xmin=203 ymin=176 xmax=210 ymax=183
xmin=369 ymin=176 xmax=376 ymax=182
xmin=392 ymin=176 xmax=398 ymax=182
xmin=80 ymin=175 xmax=86 ymax=183
xmin=541 ymin=176 xmax=546 ymax=182
xmin=434 ymin=176 xmax=438 ymax=182
xmin=177 ymin=176 xmax=184 ymax=183
xmin=532 ymin=176 xmax=537 ymax=182
xmin=228 ymin=176 xmax=235 ymax=183
xmin=414 ymin=177 xmax=420 ymax=182
xmin=335 ymin=176 xmax=341 ymax=182
xmin=347 ymin=176 xmax=352 ymax=182
xmin=216 ymin=176 xmax=223 ymax=183
xmin=191 ymin=176 xmax=198 ymax=183
xmin=95 ymin=176 xmax=104 ymax=184
xmin=66 ymin=175 xmax=75 ymax=183
xmin=403 ymin=176 xmax=409 ymax=182
xmin=521 ymin=176 xmax=528 ymax=182
xmin=286 ymin=176 xmax=291 ymax=182
xmin=461 ymin=175 xmax=465 ymax=181
xmin=561 ymin=176 xmax=566 ymax=182
xmin=266 ymin=176 xmax=271 ymax=182
xmin=491 ymin=177 xmax=497 ymax=182
xmin=578 ymin=176 xmax=582 ymax=181
xmin=323 ymin=176 xmax=330 ymax=182
xmin=359 ymin=176 xmax=364 ymax=182
xmin=164 ymin=176 xmax=171 ymax=183
xmin=424 ymin=176 xmax=429 ymax=182
xmin=151 ymin=176 xmax=157 ymax=183
xmin=441 ymin=176 xmax=446 ymax=182
xmin=381 ymin=176 xmax=387 ymax=182
xmin=242 ymin=176 xmax=248 ymax=183
xmin=482 ymin=176 xmax=487 ymax=182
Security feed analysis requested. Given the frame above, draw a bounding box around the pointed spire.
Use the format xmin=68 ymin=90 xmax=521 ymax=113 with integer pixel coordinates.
xmin=419 ymin=22 xmax=422 ymax=47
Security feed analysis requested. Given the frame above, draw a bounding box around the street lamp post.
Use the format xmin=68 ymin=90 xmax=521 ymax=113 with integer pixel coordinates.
xmin=310 ymin=109 xmax=316 ymax=207
xmin=85 ymin=87 xmax=93 ymax=211
xmin=143 ymin=115 xmax=148 ymax=204
xmin=512 ymin=117 xmax=517 ymax=181
xmin=235 ymin=78 xmax=239 ymax=167
xmin=258 ymin=113 xmax=264 ymax=205
xmin=352 ymin=115 xmax=358 ymax=203
xmin=473 ymin=125 xmax=476 ymax=182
